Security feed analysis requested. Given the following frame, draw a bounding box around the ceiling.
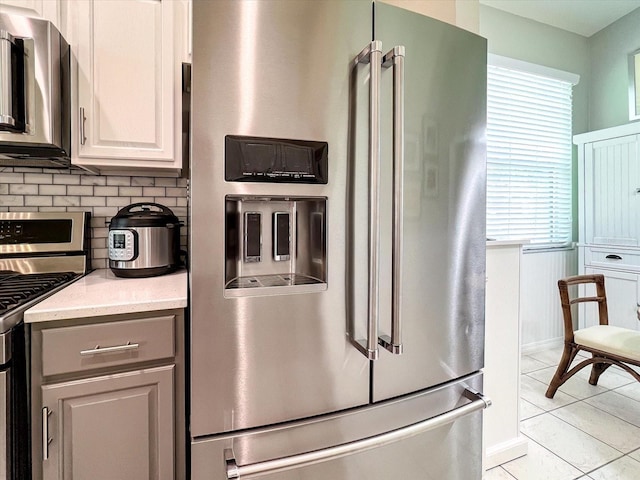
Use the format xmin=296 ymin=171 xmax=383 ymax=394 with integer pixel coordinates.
xmin=479 ymin=0 xmax=640 ymax=37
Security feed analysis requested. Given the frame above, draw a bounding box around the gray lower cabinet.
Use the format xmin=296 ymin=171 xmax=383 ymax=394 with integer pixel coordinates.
xmin=42 ymin=366 xmax=174 ymax=480
xmin=31 ymin=309 xmax=185 ymax=480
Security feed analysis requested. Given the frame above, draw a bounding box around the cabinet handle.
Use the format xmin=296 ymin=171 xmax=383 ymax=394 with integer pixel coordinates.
xmin=605 ymin=254 xmax=623 ymax=260
xmin=79 ymin=107 xmax=86 ymax=145
xmin=42 ymin=407 xmax=52 ymax=461
xmin=80 ymin=341 xmax=140 ymax=356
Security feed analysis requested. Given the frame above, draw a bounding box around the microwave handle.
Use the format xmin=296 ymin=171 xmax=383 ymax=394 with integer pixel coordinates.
xmin=0 ymin=31 xmax=16 ymax=129
xmin=79 ymin=107 xmax=87 ymax=145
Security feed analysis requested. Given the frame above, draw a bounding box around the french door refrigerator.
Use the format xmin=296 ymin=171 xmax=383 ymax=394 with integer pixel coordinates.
xmin=189 ymin=1 xmax=488 ymax=479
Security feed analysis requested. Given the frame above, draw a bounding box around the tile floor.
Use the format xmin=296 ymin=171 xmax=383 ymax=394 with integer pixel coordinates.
xmin=485 ymin=345 xmax=640 ymax=480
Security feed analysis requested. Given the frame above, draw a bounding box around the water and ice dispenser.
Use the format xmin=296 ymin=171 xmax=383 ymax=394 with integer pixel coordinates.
xmin=223 ymin=136 xmax=328 ymax=296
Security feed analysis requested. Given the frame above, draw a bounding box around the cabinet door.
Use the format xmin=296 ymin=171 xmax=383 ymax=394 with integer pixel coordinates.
xmin=72 ymin=0 xmax=181 ymax=171
xmin=0 ymin=0 xmax=58 ymax=21
xmin=584 ymin=135 xmax=640 ymax=246
xmin=41 ymin=366 xmax=174 ymax=480
xmin=582 ymin=267 xmax=640 ymax=331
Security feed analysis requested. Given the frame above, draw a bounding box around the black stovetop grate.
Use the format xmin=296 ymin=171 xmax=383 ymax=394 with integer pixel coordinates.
xmin=0 ymin=271 xmax=78 ymax=315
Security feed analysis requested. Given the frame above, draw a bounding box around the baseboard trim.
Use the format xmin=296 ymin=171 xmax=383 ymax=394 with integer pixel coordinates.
xmin=485 ymin=436 xmax=529 ymax=470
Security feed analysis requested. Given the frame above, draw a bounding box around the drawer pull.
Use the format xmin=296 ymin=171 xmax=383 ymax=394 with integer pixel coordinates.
xmin=80 ymin=341 xmax=140 ymax=356
xmin=605 ymin=254 xmax=623 ymax=260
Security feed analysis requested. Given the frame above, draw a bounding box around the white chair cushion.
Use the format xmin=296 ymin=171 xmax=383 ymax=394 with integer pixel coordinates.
xmin=575 ymin=325 xmax=640 ymax=362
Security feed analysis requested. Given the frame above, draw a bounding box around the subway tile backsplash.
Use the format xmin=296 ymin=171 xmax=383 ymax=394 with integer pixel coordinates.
xmin=0 ymin=166 xmax=189 ymax=270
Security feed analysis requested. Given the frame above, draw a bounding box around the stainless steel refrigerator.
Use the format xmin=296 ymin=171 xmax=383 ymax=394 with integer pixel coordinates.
xmin=189 ymin=1 xmax=488 ymax=478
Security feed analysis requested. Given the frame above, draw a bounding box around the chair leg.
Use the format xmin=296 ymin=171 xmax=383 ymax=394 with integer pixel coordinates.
xmin=545 ymin=344 xmax=579 ymax=399
xmin=589 ymin=361 xmax=611 ymax=385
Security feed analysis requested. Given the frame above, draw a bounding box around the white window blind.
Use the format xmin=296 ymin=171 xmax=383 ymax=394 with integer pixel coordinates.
xmin=486 ymin=64 xmax=574 ymax=248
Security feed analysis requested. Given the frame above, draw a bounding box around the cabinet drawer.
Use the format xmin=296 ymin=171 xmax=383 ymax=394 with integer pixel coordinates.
xmin=585 ymin=247 xmax=640 ymax=271
xmin=41 ymin=315 xmax=175 ymax=376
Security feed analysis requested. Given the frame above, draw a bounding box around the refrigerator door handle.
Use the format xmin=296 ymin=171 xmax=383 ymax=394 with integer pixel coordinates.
xmin=379 ymin=46 xmax=405 ymax=355
xmin=224 ymin=389 xmax=491 ymax=479
xmin=353 ymin=40 xmax=382 ymax=361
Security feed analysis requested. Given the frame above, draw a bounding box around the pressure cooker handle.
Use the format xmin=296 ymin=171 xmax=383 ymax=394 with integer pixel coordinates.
xmin=117 ymin=202 xmax=176 ymax=216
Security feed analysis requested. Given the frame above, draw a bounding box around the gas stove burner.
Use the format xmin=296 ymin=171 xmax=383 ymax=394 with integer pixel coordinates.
xmin=0 ymin=212 xmax=90 ymax=332
xmin=0 ymin=271 xmax=78 ymax=315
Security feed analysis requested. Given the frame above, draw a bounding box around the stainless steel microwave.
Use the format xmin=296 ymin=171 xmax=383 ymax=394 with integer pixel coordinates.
xmin=0 ymin=13 xmax=70 ymax=167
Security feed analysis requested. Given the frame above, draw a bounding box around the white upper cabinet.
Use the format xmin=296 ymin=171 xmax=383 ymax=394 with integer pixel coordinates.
xmin=70 ymin=0 xmax=187 ymax=175
xmin=0 ymin=0 xmax=58 ymax=22
xmin=583 ymin=134 xmax=640 ymax=246
xmin=576 ymin=123 xmax=640 ymax=248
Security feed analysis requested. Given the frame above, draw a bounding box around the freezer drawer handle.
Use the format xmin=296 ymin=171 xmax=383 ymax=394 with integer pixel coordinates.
xmin=224 ymin=388 xmax=491 ymax=479
xmin=79 ymin=341 xmax=140 ymax=356
xmin=352 ymin=40 xmax=383 ymax=361
xmin=379 ymin=45 xmax=406 ymax=356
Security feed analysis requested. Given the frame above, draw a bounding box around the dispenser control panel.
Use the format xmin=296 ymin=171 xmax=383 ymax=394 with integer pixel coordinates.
xmin=273 ymin=212 xmax=290 ymax=261
xmin=225 ymin=135 xmax=328 ymax=183
xmin=244 ymin=212 xmax=262 ymax=262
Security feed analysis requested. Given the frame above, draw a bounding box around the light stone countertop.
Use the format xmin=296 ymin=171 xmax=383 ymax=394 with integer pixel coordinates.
xmin=24 ymin=268 xmax=188 ymax=323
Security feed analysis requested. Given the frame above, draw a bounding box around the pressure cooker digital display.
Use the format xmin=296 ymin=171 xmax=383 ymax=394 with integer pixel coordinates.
xmin=108 ymin=229 xmax=137 ymax=262
xmin=112 ymin=233 xmax=126 ymax=249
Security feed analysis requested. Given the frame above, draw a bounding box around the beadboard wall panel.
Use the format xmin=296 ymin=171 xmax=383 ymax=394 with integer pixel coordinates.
xmin=520 ymin=248 xmax=578 ymax=352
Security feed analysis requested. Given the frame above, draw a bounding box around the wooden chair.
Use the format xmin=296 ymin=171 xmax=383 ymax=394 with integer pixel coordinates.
xmin=545 ymin=274 xmax=640 ymax=398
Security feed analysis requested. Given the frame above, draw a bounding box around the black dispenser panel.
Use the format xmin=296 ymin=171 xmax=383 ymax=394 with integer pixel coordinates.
xmin=225 ymin=135 xmax=328 ymax=183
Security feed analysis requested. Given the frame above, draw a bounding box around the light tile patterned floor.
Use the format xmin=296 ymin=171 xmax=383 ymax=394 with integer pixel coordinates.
xmin=485 ymin=346 xmax=640 ymax=480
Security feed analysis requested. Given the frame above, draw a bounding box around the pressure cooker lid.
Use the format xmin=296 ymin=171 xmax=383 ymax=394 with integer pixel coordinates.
xmin=110 ymin=202 xmax=180 ymax=228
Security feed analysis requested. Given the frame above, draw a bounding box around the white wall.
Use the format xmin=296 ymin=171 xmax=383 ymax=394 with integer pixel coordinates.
xmin=589 ymin=7 xmax=640 ymax=131
xmin=479 ymin=5 xmax=590 ymax=136
xmin=378 ymin=0 xmax=480 ymax=33
xmin=379 ymin=0 xmax=456 ymax=26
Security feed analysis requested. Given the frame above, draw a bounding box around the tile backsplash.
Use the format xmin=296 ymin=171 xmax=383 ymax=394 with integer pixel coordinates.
xmin=0 ymin=167 xmax=189 ymax=270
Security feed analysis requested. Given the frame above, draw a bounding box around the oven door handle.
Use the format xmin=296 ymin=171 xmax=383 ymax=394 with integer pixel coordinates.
xmin=224 ymin=389 xmax=491 ymax=479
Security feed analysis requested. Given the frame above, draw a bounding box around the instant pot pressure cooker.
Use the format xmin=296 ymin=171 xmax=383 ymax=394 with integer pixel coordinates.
xmin=108 ymin=203 xmax=182 ymax=278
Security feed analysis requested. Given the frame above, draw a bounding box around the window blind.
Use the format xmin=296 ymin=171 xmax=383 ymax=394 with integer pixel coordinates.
xmin=486 ymin=64 xmax=573 ymax=248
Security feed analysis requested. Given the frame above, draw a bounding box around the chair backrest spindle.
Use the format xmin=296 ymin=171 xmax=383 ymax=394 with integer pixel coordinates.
xmin=557 ymin=274 xmax=609 ymax=343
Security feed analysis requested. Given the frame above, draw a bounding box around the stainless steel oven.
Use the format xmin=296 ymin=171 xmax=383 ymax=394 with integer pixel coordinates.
xmin=0 ymin=212 xmax=90 ymax=479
